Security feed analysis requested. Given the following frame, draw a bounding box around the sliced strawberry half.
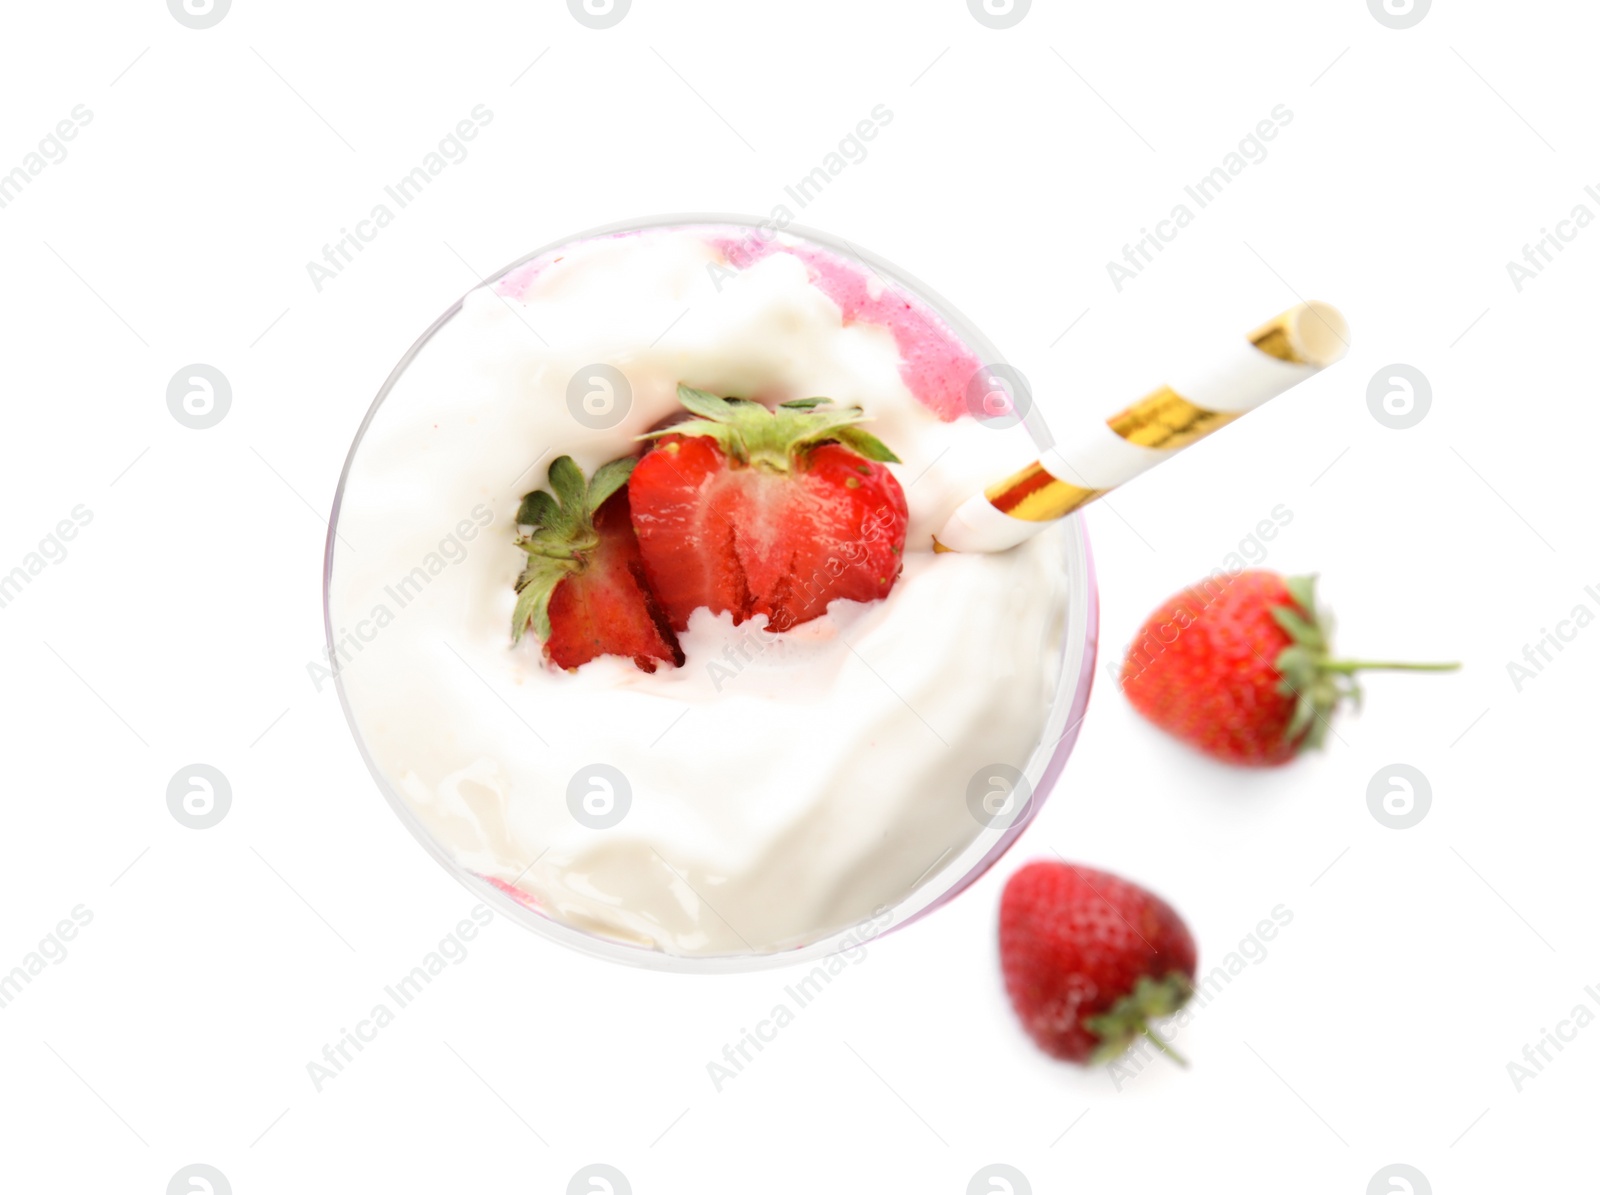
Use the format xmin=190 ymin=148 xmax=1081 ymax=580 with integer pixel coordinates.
xmin=627 ymin=386 xmax=910 ymax=632
xmin=512 ymin=455 xmax=684 ymax=673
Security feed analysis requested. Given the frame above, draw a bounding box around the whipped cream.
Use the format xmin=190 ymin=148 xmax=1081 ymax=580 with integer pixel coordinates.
xmin=329 ymin=224 xmax=1071 ymax=957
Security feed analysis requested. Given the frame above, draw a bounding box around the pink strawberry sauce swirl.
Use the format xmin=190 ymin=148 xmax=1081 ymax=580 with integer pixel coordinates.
xmin=482 ymin=874 xmax=541 ymax=910
xmin=495 ymin=227 xmax=981 ymax=422
xmin=494 ymin=258 xmax=550 ymax=300
xmin=707 ymin=233 xmax=977 ymax=421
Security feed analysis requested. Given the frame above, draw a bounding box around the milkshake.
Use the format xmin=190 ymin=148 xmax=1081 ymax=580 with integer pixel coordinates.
xmin=326 ymin=219 xmax=1095 ymax=965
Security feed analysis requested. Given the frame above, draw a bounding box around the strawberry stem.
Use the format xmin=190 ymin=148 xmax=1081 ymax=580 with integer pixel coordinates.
xmin=1273 ymin=575 xmax=1463 ymax=752
xmin=1140 ymin=1025 xmax=1188 ymax=1068
xmin=1084 ymin=973 xmax=1195 ymax=1067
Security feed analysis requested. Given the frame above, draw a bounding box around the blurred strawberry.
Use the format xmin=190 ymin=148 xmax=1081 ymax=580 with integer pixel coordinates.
xmin=1120 ymin=570 xmax=1458 ymax=766
xmin=1000 ymin=860 xmax=1197 ymax=1065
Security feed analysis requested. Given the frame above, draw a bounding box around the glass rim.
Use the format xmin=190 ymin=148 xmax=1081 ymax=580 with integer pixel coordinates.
xmin=323 ymin=212 xmax=1099 ymax=973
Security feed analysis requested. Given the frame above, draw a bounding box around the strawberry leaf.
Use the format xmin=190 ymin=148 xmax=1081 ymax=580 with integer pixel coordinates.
xmin=1284 ymin=573 xmax=1318 ymax=617
xmin=547 ymin=455 xmax=587 ymax=512
xmin=516 ymin=489 xmax=560 ymax=529
xmin=1349 ymin=678 xmax=1365 ymax=712
xmin=1303 ymin=707 xmax=1332 ymax=750
xmin=638 ymin=418 xmax=748 ymax=465
xmin=1285 ymin=691 xmax=1317 ymax=741
xmin=1274 ymin=644 xmax=1316 ymax=691
xmin=1270 ymin=605 xmax=1325 ymax=650
xmin=786 ymin=407 xmax=871 ymax=441
xmin=676 ymin=384 xmax=740 ymax=422
xmin=511 ymin=563 xmax=565 ymax=644
xmin=586 ymin=456 xmax=636 ymax=511
xmin=780 ymin=397 xmax=829 ymax=409
xmin=832 ymin=426 xmax=902 ymax=464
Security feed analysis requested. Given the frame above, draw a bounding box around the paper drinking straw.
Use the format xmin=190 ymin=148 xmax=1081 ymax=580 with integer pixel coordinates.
xmin=933 ymin=302 xmax=1350 ymax=554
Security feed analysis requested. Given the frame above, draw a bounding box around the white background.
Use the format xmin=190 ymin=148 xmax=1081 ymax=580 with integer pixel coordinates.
xmin=1 ymin=1 xmax=1595 ymax=1191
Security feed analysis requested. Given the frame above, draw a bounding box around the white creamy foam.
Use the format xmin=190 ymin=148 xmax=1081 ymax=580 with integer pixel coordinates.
xmin=329 ymin=226 xmax=1069 ymax=956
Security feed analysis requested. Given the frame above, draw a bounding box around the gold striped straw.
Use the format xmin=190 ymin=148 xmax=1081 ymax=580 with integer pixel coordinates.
xmin=933 ymin=301 xmax=1349 ymax=553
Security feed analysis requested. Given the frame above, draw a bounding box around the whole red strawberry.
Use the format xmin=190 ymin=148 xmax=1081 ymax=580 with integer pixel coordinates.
xmin=512 ymin=455 xmax=684 ymax=673
xmin=1120 ymin=570 xmax=1457 ymax=766
xmin=628 ymin=386 xmax=908 ymax=632
xmin=1000 ymin=861 xmax=1197 ymax=1064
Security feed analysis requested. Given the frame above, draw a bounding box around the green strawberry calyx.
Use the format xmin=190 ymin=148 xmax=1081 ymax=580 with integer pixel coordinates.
xmin=1085 ymin=973 xmax=1195 ymax=1066
xmin=510 ymin=454 xmax=635 ymax=645
xmin=1272 ymin=573 xmax=1461 ymax=751
xmin=639 ymin=384 xmax=901 ymax=473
